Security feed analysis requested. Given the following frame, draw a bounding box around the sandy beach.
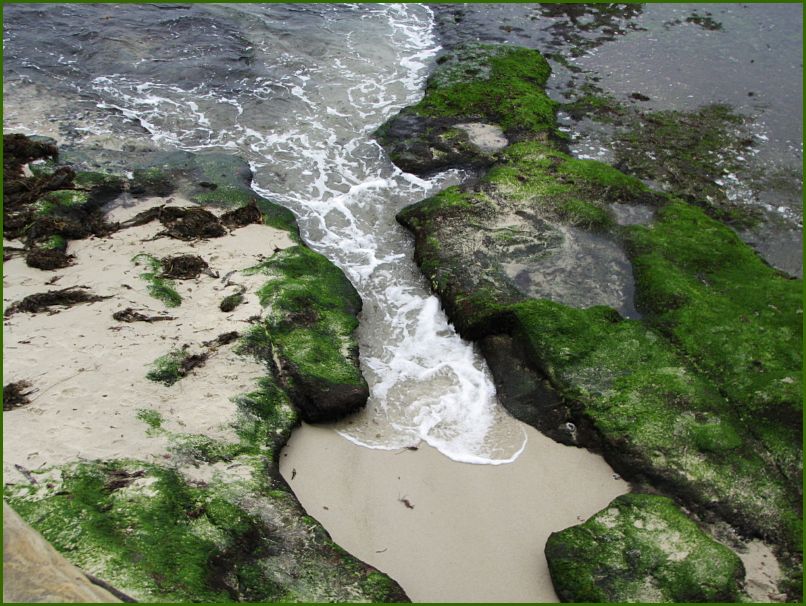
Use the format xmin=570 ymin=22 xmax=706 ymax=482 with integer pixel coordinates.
xmin=3 ymin=194 xmax=294 ymax=484
xmin=280 ymin=423 xmax=629 ymax=602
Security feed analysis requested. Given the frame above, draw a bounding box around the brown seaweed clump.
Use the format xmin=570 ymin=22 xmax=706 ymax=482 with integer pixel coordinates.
xmin=112 ymin=308 xmax=176 ymax=323
xmin=159 ymin=207 xmax=226 ymax=240
xmin=220 ymin=202 xmax=263 ymax=228
xmin=3 ymin=381 xmax=34 ymax=411
xmin=160 ymin=255 xmax=209 ymax=280
xmin=4 ymin=286 xmax=111 ymax=317
xmin=25 ymin=248 xmax=74 ymax=271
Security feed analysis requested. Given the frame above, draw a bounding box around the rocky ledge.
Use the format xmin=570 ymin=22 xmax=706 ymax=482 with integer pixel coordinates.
xmin=379 ymin=43 xmax=802 ymax=602
xmin=3 ymin=134 xmax=400 ymax=602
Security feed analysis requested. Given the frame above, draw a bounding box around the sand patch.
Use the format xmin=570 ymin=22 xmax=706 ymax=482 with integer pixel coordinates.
xmin=3 ymin=194 xmax=294 ymax=483
xmin=280 ymin=423 xmax=629 ymax=602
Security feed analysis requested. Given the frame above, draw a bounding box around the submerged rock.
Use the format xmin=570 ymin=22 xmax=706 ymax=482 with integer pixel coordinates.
xmin=545 ymin=493 xmax=745 ymax=602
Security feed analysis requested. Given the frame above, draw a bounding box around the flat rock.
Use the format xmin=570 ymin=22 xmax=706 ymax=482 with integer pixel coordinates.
xmin=3 ymin=501 xmax=121 ymax=603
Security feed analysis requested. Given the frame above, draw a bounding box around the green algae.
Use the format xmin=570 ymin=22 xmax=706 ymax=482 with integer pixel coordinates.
xmin=133 ymin=253 xmax=182 ymax=308
xmin=4 ymin=461 xmax=288 ymax=603
xmin=627 ymin=202 xmax=802 ymax=419
xmin=34 ymin=189 xmax=90 ymax=217
xmin=136 ymin=408 xmax=164 ymax=431
xmin=130 ymin=167 xmax=174 ymax=197
xmin=249 ymin=245 xmax=364 ymax=389
xmin=546 ymin=493 xmax=745 ymax=602
xmin=192 ymin=185 xmax=257 ymax=208
xmin=145 ymin=350 xmax=187 ymax=386
xmin=43 ymin=234 xmax=67 ymax=251
xmin=414 ymin=43 xmax=556 ymax=136
xmin=612 ymin=104 xmax=761 ymax=226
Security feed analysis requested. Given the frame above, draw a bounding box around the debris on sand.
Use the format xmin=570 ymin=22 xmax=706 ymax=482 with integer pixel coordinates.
xmin=160 ymin=254 xmax=210 ymax=280
xmin=112 ymin=308 xmax=176 ymax=323
xmin=3 ymin=381 xmax=34 ymax=411
xmin=5 ymin=286 xmax=111 ymax=317
xmin=220 ymin=202 xmax=263 ymax=228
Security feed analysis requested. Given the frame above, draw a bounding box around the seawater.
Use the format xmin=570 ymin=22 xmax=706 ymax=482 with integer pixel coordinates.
xmin=3 ymin=3 xmax=527 ymax=464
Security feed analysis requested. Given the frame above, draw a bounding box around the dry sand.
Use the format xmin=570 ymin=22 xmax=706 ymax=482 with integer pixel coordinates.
xmin=3 ymin=194 xmax=294 ymax=484
xmin=280 ymin=422 xmax=630 ymax=602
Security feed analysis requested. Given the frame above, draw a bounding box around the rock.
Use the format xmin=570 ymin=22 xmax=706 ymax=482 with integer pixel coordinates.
xmin=250 ymin=245 xmax=369 ymax=422
xmin=545 ymin=493 xmax=745 ymax=602
xmin=375 ymin=43 xmax=557 ymax=176
xmin=3 ymin=501 xmax=121 ymax=603
xmin=388 ymin=42 xmax=802 ymax=589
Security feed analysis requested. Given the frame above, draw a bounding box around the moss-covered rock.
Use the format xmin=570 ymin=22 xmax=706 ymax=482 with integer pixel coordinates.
xmin=545 ymin=493 xmax=745 ymax=602
xmin=246 ymin=245 xmax=369 ymax=422
xmin=389 ymin=43 xmax=802 ymax=597
xmin=5 ymin=324 xmax=403 ymax=604
xmin=376 ymin=43 xmax=557 ymax=175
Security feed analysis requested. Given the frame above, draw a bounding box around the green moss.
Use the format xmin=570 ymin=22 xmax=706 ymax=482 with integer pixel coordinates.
xmin=27 ymin=158 xmax=58 ymax=177
xmin=192 ymin=185 xmax=256 ymax=208
xmin=131 ymin=167 xmax=174 ymax=197
xmin=73 ymin=170 xmax=124 ymax=191
xmin=546 ymin=493 xmax=745 ymax=603
xmin=146 ymin=350 xmax=185 ymax=386
xmin=414 ymin=44 xmax=556 ymax=136
xmin=169 ymin=434 xmax=249 ymax=464
xmin=4 ymin=461 xmax=285 ymax=602
xmin=251 ymin=246 xmax=363 ymax=388
xmin=504 ymin=298 xmax=799 ymax=550
xmin=43 ymin=234 xmax=67 ymax=251
xmin=627 ymin=202 xmax=802 ymax=426
xmin=133 ymin=253 xmax=182 ymax=308
xmin=136 ymin=408 xmax=164 ymax=430
xmin=34 ymin=189 xmax=90 ymax=216
xmin=558 ymin=157 xmax=648 ymax=199
xmin=613 ymin=104 xmax=750 ymax=219
xmin=254 ymin=197 xmax=299 ymax=236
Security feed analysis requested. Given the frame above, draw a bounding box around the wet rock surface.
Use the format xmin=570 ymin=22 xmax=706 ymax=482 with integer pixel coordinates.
xmin=382 ymin=43 xmax=803 ymax=602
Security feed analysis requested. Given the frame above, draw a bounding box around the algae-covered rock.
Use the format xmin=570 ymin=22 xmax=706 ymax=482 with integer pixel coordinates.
xmin=545 ymin=493 xmax=745 ymax=603
xmin=248 ymin=245 xmax=369 ymax=422
xmin=376 ymin=43 xmax=556 ymax=175
xmin=388 ymin=42 xmax=802 ymax=595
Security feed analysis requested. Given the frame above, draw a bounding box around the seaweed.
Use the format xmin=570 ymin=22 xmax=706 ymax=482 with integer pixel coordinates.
xmin=5 ymin=286 xmax=111 ymax=316
xmin=3 ymin=381 xmax=34 ymax=411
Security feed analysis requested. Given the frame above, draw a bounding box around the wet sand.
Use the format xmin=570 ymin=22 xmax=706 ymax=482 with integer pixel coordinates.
xmin=280 ymin=423 xmax=630 ymax=602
